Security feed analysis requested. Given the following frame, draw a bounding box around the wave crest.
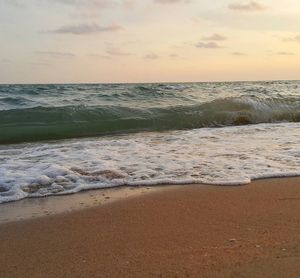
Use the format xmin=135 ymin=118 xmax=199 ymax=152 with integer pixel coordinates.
xmin=0 ymin=96 xmax=299 ymax=144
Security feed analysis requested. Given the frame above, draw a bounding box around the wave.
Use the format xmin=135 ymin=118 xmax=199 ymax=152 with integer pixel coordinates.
xmin=1 ymin=123 xmax=299 ymax=203
xmin=0 ymin=96 xmax=299 ymax=144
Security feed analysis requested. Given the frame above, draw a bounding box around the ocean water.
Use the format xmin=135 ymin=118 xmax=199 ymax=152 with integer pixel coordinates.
xmin=0 ymin=81 xmax=299 ymax=203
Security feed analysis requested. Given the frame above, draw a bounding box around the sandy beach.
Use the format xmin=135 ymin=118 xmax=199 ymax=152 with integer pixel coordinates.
xmin=2 ymin=1 xmax=300 ymax=277
xmin=0 ymin=177 xmax=300 ymax=278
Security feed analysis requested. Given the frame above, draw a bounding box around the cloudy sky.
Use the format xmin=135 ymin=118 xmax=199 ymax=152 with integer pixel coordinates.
xmin=0 ymin=0 xmax=300 ymax=83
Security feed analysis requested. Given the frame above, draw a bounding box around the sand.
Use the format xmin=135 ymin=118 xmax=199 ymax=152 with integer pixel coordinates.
xmin=0 ymin=185 xmax=163 ymax=224
xmin=0 ymin=177 xmax=300 ymax=278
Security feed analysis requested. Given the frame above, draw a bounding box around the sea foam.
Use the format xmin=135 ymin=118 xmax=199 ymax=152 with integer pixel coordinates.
xmin=0 ymin=122 xmax=299 ymax=203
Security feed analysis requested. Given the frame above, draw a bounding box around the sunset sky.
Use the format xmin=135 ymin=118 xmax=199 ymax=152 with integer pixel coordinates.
xmin=0 ymin=0 xmax=300 ymax=84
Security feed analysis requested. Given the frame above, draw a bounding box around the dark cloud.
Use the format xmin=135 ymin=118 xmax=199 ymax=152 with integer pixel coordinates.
xmin=195 ymin=42 xmax=222 ymax=49
xmin=201 ymin=34 xmax=227 ymax=41
xmin=48 ymin=23 xmax=123 ymax=35
xmin=35 ymin=51 xmax=76 ymax=57
xmin=228 ymin=1 xmax=267 ymax=12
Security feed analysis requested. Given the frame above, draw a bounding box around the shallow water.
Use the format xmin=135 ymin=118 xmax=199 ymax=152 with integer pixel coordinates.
xmin=0 ymin=123 xmax=299 ymax=203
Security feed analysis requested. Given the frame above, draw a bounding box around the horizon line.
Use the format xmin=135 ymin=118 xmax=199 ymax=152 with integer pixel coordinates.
xmin=0 ymin=78 xmax=299 ymax=86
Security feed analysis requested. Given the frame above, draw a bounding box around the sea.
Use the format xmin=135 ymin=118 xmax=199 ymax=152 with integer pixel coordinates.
xmin=0 ymin=81 xmax=299 ymax=203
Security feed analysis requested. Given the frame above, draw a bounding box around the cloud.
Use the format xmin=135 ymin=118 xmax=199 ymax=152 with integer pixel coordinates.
xmin=228 ymin=1 xmax=267 ymax=12
xmin=48 ymin=23 xmax=123 ymax=35
xmin=88 ymin=53 xmax=111 ymax=59
xmin=277 ymin=52 xmax=295 ymax=56
xmin=123 ymin=0 xmax=136 ymax=8
xmin=4 ymin=0 xmax=132 ymax=9
xmin=4 ymin=0 xmax=26 ymax=7
xmin=105 ymin=48 xmax=132 ymax=56
xmin=195 ymin=42 xmax=222 ymax=49
xmin=35 ymin=51 xmax=76 ymax=57
xmin=1 ymin=58 xmax=13 ymax=63
xmin=52 ymin=0 xmax=137 ymax=9
xmin=29 ymin=62 xmax=51 ymax=67
xmin=231 ymin=52 xmax=246 ymax=56
xmin=154 ymin=0 xmax=190 ymax=4
xmin=144 ymin=53 xmax=159 ymax=59
xmin=47 ymin=0 xmax=111 ymax=8
xmin=283 ymin=35 xmax=300 ymax=42
xmin=195 ymin=34 xmax=226 ymax=50
xmin=201 ymin=33 xmax=227 ymax=41
xmin=232 ymin=52 xmax=247 ymax=56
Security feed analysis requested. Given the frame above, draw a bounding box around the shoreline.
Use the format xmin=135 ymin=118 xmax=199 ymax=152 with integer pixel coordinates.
xmin=0 ymin=185 xmax=168 ymax=224
xmin=0 ymin=177 xmax=300 ymax=277
xmin=1 ymin=176 xmax=299 ymax=225
xmin=1 ymin=176 xmax=300 ymax=225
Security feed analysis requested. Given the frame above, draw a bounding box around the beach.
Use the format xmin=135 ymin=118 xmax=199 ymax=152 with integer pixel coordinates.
xmin=1 ymin=177 xmax=299 ymax=277
xmin=1 ymin=0 xmax=300 ymax=276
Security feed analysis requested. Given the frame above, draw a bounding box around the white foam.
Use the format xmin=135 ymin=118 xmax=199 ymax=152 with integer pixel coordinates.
xmin=0 ymin=123 xmax=299 ymax=203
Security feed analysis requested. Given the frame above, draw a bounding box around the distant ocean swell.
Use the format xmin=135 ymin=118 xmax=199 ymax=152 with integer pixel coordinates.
xmin=0 ymin=96 xmax=299 ymax=144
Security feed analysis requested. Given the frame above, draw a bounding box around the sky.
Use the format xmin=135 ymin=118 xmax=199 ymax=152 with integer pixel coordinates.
xmin=0 ymin=0 xmax=300 ymax=84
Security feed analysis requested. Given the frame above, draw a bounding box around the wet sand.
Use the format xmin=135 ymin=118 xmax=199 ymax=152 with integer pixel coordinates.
xmin=0 ymin=177 xmax=300 ymax=277
xmin=0 ymin=185 xmax=163 ymax=224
